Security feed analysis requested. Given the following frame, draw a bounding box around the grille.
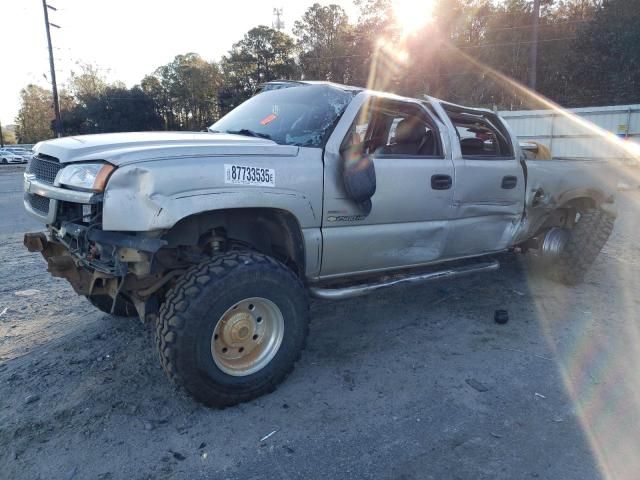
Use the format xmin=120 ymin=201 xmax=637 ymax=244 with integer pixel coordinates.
xmin=28 ymin=154 xmax=63 ymax=184
xmin=26 ymin=193 xmax=50 ymax=215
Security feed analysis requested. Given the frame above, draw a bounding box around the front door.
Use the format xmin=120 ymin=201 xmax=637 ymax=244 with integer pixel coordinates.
xmin=319 ymin=94 xmax=456 ymax=279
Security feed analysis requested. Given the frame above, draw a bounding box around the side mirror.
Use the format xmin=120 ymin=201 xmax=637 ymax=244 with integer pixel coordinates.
xmin=342 ymin=154 xmax=376 ymax=215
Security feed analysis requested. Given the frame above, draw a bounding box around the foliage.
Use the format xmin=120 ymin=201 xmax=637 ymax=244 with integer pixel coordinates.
xmin=569 ymin=0 xmax=640 ymax=106
xmin=1 ymin=128 xmax=16 ymax=145
xmin=142 ymin=53 xmax=222 ymax=130
xmin=68 ymin=63 xmax=109 ymax=105
xmin=219 ymin=26 xmax=298 ymax=114
xmin=61 ymin=86 xmax=162 ymax=135
xmin=293 ymin=3 xmax=354 ymax=83
xmin=15 ymin=85 xmax=54 ymax=143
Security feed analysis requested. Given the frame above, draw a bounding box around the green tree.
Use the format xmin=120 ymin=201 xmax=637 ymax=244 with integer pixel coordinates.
xmin=392 ymin=0 xmax=605 ymax=109
xmin=293 ymin=3 xmax=354 ymax=83
xmin=1 ymin=128 xmax=16 ymax=145
xmin=142 ymin=53 xmax=222 ymax=130
xmin=140 ymin=74 xmax=173 ymax=129
xmin=350 ymin=0 xmax=398 ymax=87
xmin=61 ymin=86 xmax=162 ymax=134
xmin=15 ymin=84 xmax=54 ymax=143
xmin=569 ymin=0 xmax=640 ymax=106
xmin=68 ymin=63 xmax=109 ymax=105
xmin=220 ymin=26 xmax=297 ymax=113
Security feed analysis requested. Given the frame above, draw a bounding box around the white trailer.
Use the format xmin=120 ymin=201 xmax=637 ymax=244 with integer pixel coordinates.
xmin=500 ymin=104 xmax=640 ymax=162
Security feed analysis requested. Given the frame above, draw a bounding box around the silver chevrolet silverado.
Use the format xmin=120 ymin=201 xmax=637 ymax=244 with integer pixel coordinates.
xmin=23 ymin=81 xmax=616 ymax=406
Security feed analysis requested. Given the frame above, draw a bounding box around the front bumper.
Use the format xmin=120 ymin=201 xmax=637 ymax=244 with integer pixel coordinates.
xmin=23 ymin=172 xmax=100 ymax=224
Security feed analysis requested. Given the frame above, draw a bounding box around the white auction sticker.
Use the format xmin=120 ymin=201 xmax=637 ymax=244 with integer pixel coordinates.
xmin=224 ymin=164 xmax=275 ymax=187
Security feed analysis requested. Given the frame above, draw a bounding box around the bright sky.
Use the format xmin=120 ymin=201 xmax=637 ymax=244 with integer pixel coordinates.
xmin=0 ymin=0 xmax=359 ymax=126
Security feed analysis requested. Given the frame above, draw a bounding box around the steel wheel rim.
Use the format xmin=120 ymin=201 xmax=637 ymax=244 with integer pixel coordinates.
xmin=211 ymin=297 xmax=285 ymax=376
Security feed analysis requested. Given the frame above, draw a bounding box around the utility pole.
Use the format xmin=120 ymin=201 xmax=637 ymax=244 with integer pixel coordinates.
xmin=528 ymin=0 xmax=540 ymax=91
xmin=272 ymin=8 xmax=284 ymax=31
xmin=42 ymin=0 xmax=62 ymax=137
xmin=0 ymin=122 xmax=4 ymax=148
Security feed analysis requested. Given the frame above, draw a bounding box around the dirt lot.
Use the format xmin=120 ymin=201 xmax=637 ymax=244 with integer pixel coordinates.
xmin=1 ymin=167 xmax=640 ymax=479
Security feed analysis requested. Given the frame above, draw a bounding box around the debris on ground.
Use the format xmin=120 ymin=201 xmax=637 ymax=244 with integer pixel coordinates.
xmin=170 ymin=451 xmax=186 ymax=461
xmin=466 ymin=378 xmax=489 ymax=392
xmin=24 ymin=394 xmax=40 ymax=404
xmin=14 ymin=289 xmax=40 ymax=297
xmin=494 ymin=310 xmax=509 ymax=324
xmin=259 ymin=430 xmax=279 ymax=442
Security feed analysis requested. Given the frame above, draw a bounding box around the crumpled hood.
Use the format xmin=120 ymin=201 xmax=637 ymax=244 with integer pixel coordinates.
xmin=34 ymin=131 xmax=298 ymax=166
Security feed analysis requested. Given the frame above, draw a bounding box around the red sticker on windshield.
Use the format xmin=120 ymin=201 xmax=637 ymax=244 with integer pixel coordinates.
xmin=260 ymin=113 xmax=277 ymax=125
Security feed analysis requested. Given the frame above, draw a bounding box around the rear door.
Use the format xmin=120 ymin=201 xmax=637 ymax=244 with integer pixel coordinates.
xmin=320 ymin=94 xmax=456 ymax=278
xmin=436 ymin=103 xmax=525 ymax=256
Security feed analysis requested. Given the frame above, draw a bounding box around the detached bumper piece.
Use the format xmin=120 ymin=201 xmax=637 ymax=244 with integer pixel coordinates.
xmin=23 ymin=229 xmax=168 ymax=297
xmin=23 ymin=232 xmax=49 ymax=253
xmin=23 ymin=232 xmax=94 ymax=295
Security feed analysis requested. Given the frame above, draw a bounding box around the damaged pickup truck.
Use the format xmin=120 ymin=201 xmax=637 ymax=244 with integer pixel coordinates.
xmin=23 ymin=81 xmax=616 ymax=406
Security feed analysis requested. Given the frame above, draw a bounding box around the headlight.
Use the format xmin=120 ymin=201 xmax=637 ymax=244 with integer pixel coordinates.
xmin=57 ymin=163 xmax=115 ymax=192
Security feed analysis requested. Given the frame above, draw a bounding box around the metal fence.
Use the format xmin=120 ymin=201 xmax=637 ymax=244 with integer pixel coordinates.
xmin=499 ymin=104 xmax=640 ymax=161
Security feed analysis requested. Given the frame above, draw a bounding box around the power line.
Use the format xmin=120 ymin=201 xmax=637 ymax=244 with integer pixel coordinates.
xmin=481 ymin=19 xmax=591 ymax=33
xmin=454 ymin=36 xmax=578 ymax=50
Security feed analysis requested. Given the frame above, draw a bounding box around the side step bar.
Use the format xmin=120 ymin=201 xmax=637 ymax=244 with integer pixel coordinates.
xmin=309 ymin=259 xmax=500 ymax=300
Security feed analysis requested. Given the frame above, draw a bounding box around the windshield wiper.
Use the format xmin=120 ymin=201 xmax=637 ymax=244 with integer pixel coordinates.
xmin=225 ymin=129 xmax=271 ymax=140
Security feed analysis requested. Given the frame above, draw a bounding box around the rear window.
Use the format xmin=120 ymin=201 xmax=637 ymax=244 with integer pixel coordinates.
xmin=446 ymin=109 xmax=514 ymax=159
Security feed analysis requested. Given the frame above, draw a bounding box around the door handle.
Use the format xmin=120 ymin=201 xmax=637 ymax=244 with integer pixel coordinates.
xmin=501 ymin=176 xmax=518 ymax=189
xmin=431 ymin=174 xmax=452 ymax=190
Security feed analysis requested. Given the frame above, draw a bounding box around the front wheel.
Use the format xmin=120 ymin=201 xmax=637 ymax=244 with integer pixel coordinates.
xmin=156 ymin=252 xmax=309 ymax=407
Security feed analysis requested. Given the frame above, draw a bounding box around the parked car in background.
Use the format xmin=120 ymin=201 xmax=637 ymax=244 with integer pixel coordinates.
xmin=4 ymin=147 xmax=32 ymax=162
xmin=0 ymin=149 xmax=24 ymax=164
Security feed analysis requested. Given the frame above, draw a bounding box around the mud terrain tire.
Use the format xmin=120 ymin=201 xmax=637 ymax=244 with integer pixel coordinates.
xmin=552 ymin=208 xmax=615 ymax=285
xmin=156 ymin=251 xmax=309 ymax=407
xmin=87 ymin=294 xmax=137 ymax=317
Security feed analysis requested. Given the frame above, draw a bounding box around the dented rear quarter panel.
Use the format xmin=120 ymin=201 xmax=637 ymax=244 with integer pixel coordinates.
xmin=513 ymin=157 xmax=618 ymax=243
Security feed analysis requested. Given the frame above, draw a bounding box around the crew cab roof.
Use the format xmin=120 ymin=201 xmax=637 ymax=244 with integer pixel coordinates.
xmin=259 ymin=80 xmax=363 ymax=93
xmin=260 ymin=80 xmax=440 ymax=108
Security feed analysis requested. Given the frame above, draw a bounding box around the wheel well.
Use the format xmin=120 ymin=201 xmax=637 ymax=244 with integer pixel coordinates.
xmin=162 ymin=208 xmax=306 ymax=277
xmin=526 ymin=196 xmax=598 ymax=248
xmin=560 ymin=196 xmax=597 ymax=212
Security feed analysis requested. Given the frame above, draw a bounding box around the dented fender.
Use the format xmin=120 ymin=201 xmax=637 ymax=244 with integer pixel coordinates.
xmin=101 ymin=152 xmax=324 ymax=232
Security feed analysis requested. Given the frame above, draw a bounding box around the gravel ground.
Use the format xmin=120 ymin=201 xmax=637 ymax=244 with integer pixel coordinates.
xmin=1 ymin=166 xmax=639 ymax=479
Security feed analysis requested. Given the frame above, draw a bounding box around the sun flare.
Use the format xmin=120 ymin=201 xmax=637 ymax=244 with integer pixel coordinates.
xmin=392 ymin=0 xmax=436 ymax=34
